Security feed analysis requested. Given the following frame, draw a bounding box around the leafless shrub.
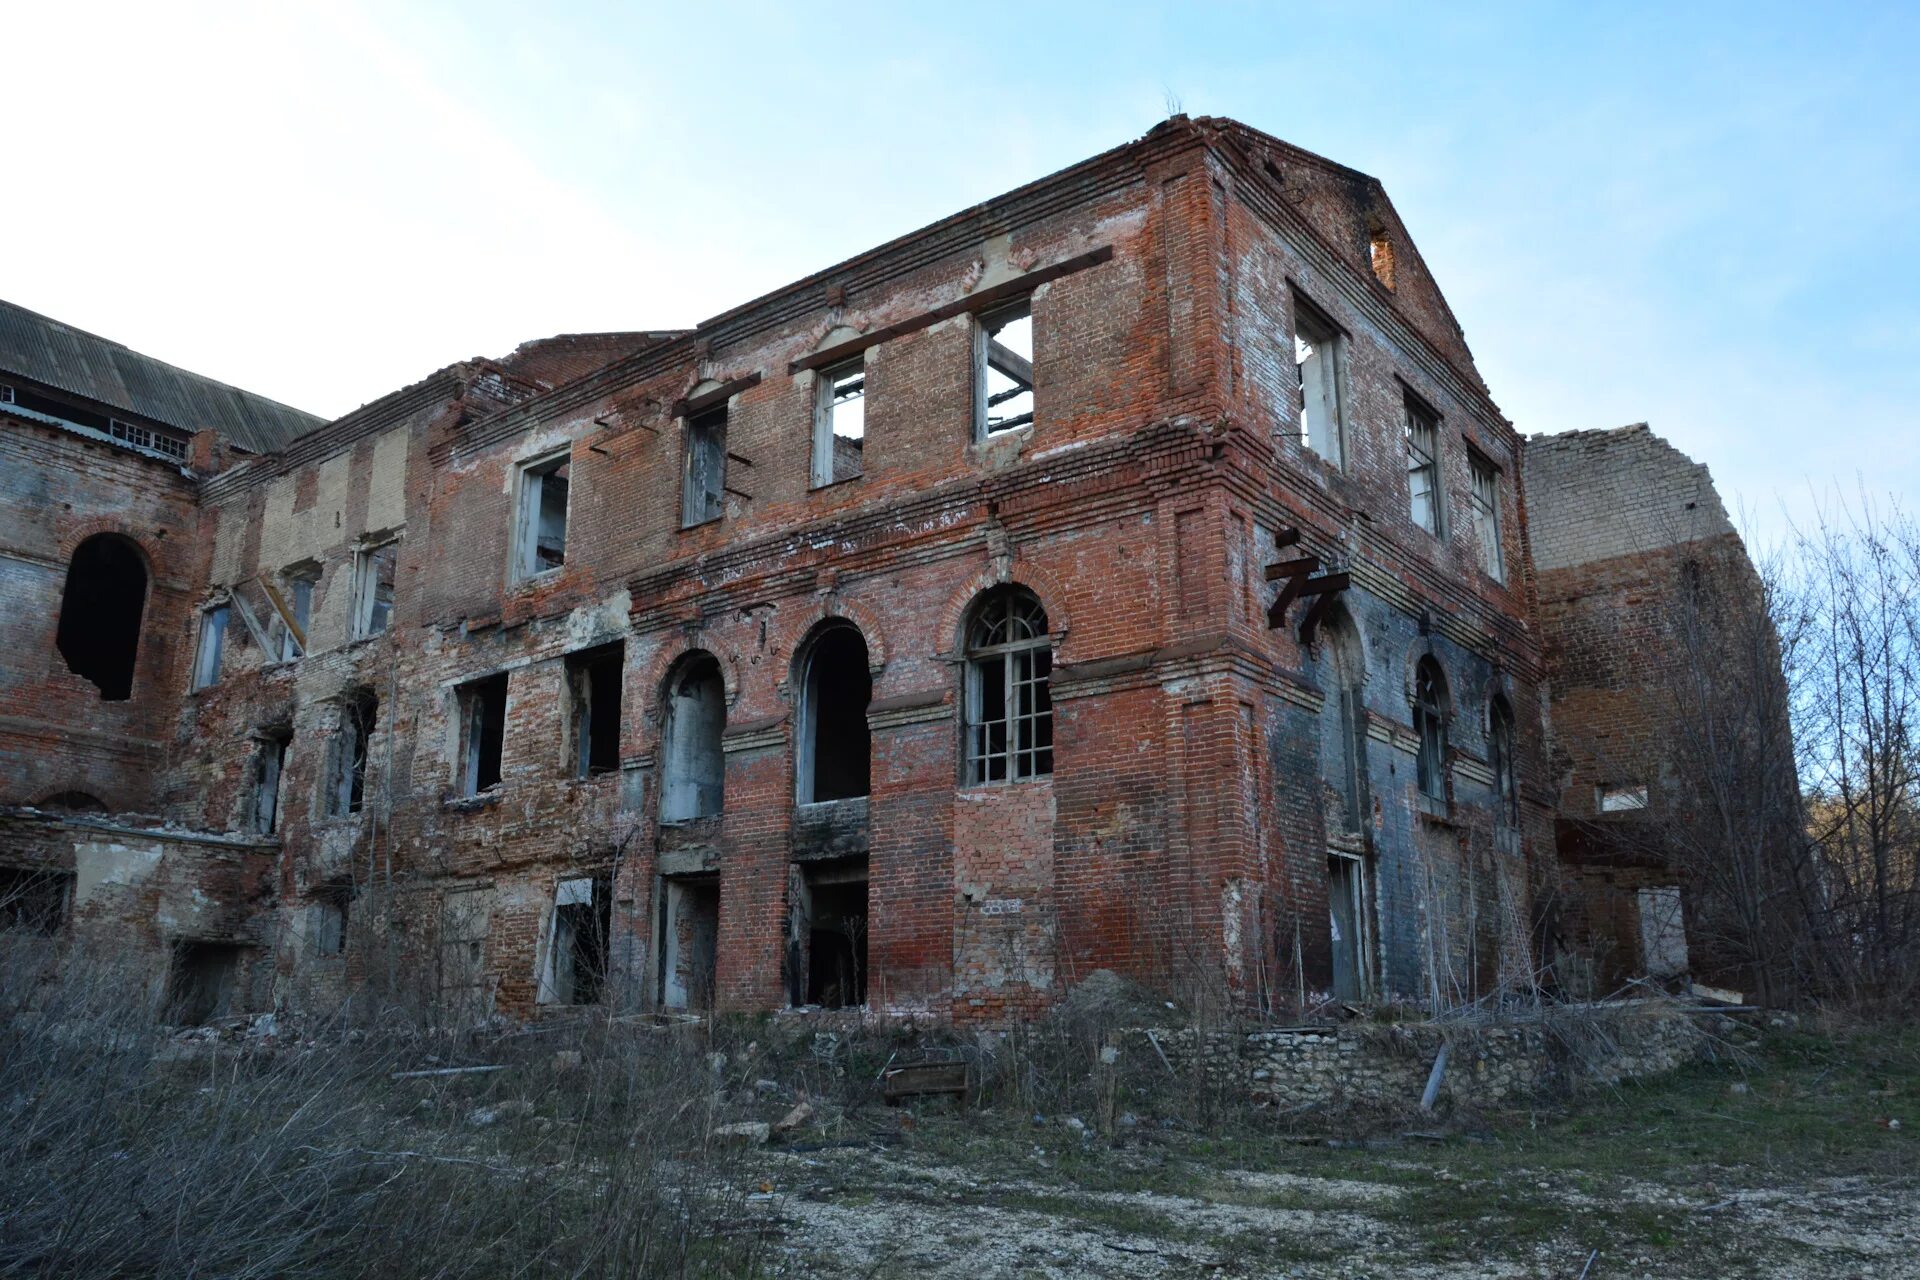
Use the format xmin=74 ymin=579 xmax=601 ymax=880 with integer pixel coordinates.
xmin=0 ymin=937 xmax=768 ymax=1279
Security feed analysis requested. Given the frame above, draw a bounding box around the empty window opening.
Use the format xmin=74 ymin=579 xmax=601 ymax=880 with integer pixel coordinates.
xmin=1413 ymin=658 xmax=1449 ymax=805
xmin=0 ymin=866 xmax=73 ymax=935
xmin=1405 ymin=398 xmax=1441 ymax=535
xmin=1292 ymin=297 xmax=1345 ymax=467
xmin=964 ymin=587 xmax=1052 ymax=784
xmin=788 ymin=859 xmax=868 ymax=1009
xmin=272 ymin=571 xmax=314 ymax=662
xmin=353 ymin=539 xmax=397 ymax=638
xmin=516 ymin=452 xmax=571 ymax=579
xmin=1489 ymin=698 xmax=1518 ymax=826
xmin=192 ymin=603 xmax=229 ymax=691
xmin=541 ymin=875 xmax=611 ymax=1006
xmin=310 ymin=890 xmax=349 ymax=956
xmin=975 ymin=301 xmax=1034 ymax=438
xmin=1597 ymin=782 xmax=1649 ymax=813
xmin=253 ymin=731 xmax=290 ymax=834
xmin=659 ymin=875 xmax=719 ymax=1010
xmin=167 ymin=941 xmax=243 ymax=1025
xmin=812 ymin=359 xmax=866 ymax=486
xmin=54 ymin=533 xmax=147 ymax=700
xmin=1328 ymin=853 xmax=1374 ymax=1001
xmin=566 ymin=643 xmax=624 ymax=778
xmin=1368 ymin=231 xmax=1396 ymax=290
xmin=797 ymin=625 xmax=871 ymax=804
xmin=326 ymin=690 xmax=377 ymax=817
xmin=1319 ymin=609 xmax=1367 ymax=835
xmin=457 ymin=672 xmax=509 ymax=796
xmin=661 ymin=653 xmax=725 ymax=822
xmin=682 ymin=406 xmax=727 ymax=527
xmin=1469 ymin=451 xmax=1506 ymax=583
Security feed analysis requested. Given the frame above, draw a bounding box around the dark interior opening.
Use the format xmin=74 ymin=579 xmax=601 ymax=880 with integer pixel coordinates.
xmin=463 ymin=673 xmax=508 ymax=793
xmin=805 ymin=626 xmax=871 ymax=803
xmin=55 ymin=534 xmax=147 ymax=701
xmin=36 ymin=791 xmax=106 ymax=813
xmin=553 ymin=876 xmax=611 ymax=1005
xmin=568 ymin=643 xmax=624 ymax=777
xmin=167 ymin=941 xmax=244 ymax=1025
xmin=0 ymin=867 xmax=73 ymax=935
xmin=790 ymin=860 xmax=868 ymax=1009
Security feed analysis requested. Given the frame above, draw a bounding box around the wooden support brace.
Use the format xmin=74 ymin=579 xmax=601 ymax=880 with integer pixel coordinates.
xmin=1263 ymin=555 xmax=1319 ymax=583
xmin=260 ymin=580 xmax=305 ymax=651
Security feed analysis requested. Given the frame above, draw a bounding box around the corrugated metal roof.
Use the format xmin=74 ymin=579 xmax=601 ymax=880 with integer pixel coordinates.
xmin=0 ymin=299 xmax=326 ymax=454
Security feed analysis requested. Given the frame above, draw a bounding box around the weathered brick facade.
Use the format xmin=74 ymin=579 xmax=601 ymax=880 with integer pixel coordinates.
xmin=2 ymin=117 xmax=1761 ymax=1023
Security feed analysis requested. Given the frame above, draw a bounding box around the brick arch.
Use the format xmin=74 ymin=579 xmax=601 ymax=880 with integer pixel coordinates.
xmin=772 ymin=597 xmax=890 ymax=688
xmin=933 ymin=561 xmax=1075 ymax=661
xmin=634 ymin=640 xmax=743 ymax=728
xmin=55 ymin=521 xmax=162 ymax=580
xmin=1475 ymin=669 xmax=1518 ymax=734
xmin=1398 ymin=642 xmax=1454 ymax=718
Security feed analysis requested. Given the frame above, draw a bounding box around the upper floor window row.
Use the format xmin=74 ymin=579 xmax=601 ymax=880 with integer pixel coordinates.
xmin=675 ymin=299 xmax=1039 ymax=529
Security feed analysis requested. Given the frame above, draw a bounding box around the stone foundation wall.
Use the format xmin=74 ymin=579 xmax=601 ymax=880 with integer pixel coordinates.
xmin=1132 ymin=1001 xmax=1706 ymax=1110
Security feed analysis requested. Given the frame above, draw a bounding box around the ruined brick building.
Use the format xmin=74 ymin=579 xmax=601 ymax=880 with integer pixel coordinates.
xmin=0 ymin=117 xmax=1779 ymax=1024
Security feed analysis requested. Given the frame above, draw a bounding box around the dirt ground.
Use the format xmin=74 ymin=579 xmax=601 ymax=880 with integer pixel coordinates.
xmin=734 ymin=1027 xmax=1919 ymax=1279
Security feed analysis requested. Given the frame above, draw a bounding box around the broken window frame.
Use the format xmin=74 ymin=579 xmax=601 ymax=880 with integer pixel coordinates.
xmin=1469 ymin=450 xmax=1506 ymax=583
xmin=564 ymin=643 xmax=624 ymax=779
xmin=252 ymin=730 xmax=290 ymax=834
xmin=681 ymin=406 xmax=728 ymax=528
xmin=795 ymin=622 xmax=872 ymax=805
xmin=1405 ymin=396 xmax=1442 ymax=536
xmin=811 ymin=358 xmax=867 ymax=488
xmin=973 ymin=299 xmax=1035 ymax=440
xmin=455 ymin=672 xmax=509 ymax=797
xmin=539 ymin=874 xmax=612 ymax=1006
xmin=272 ymin=569 xmax=315 ymax=663
xmin=192 ymin=601 xmax=229 ymax=691
xmin=963 ymin=587 xmax=1053 ymax=786
xmin=351 ymin=537 xmax=398 ymax=639
xmin=1291 ymin=294 xmax=1347 ymax=468
xmin=310 ymin=888 xmax=349 ymax=957
xmin=787 ymin=858 xmax=869 ymax=1010
xmin=1413 ymin=658 xmax=1449 ymax=807
xmin=513 ymin=450 xmax=572 ymax=581
xmin=326 ymin=690 xmax=377 ymax=818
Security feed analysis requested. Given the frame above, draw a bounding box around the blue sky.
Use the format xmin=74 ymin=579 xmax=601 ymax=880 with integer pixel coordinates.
xmin=10 ymin=2 xmax=1916 ymax=543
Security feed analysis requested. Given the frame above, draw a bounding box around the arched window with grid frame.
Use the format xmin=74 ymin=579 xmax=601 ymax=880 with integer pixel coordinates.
xmin=963 ymin=587 xmax=1053 ymax=784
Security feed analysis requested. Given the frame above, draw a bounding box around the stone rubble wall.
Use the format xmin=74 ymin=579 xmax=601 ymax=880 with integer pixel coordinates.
xmin=1128 ymin=1001 xmax=1707 ymax=1110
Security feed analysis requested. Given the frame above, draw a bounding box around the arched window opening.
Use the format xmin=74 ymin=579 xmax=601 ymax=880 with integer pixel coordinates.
xmin=35 ymin=790 xmax=107 ymax=814
xmin=963 ymin=587 xmax=1052 ymax=785
xmin=1413 ymin=658 xmax=1449 ymax=805
xmin=661 ymin=653 xmax=725 ymax=822
xmin=1489 ymin=696 xmax=1518 ymax=825
xmin=797 ymin=624 xmax=871 ymax=804
xmin=55 ymin=534 xmax=147 ymax=701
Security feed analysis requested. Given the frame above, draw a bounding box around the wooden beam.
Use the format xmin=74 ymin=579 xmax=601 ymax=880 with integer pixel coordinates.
xmin=1273 ymin=527 xmax=1301 ymax=549
xmin=672 ymin=372 xmax=761 ymax=419
xmin=1262 ymin=555 xmax=1319 ymax=582
xmin=1297 ymin=590 xmax=1341 ymax=646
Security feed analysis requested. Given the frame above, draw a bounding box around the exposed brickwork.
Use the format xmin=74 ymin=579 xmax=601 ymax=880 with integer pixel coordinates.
xmin=1 ymin=116 xmax=1765 ymax=1026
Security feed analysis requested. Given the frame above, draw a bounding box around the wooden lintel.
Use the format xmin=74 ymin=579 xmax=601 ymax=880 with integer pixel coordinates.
xmin=673 ymin=372 xmax=762 ymax=419
xmin=1262 ymin=555 xmax=1319 ymax=582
